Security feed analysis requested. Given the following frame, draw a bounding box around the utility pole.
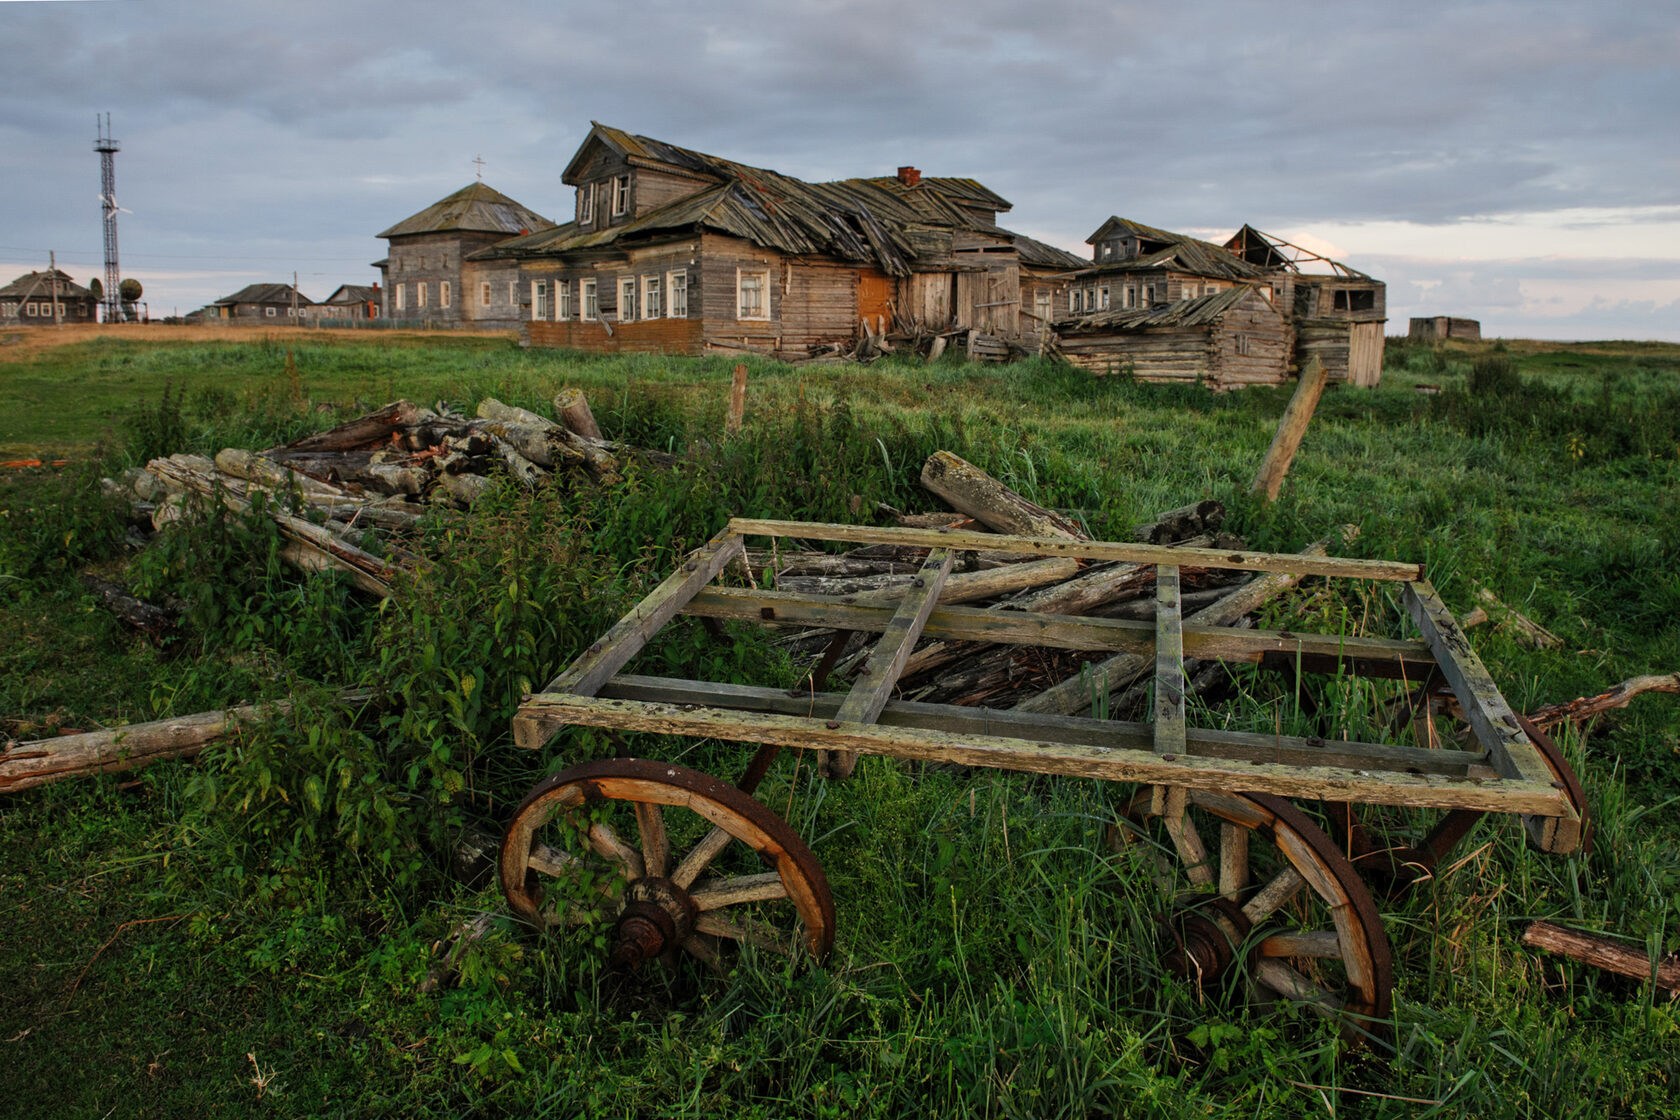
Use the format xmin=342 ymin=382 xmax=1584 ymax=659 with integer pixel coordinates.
xmin=49 ymin=251 xmax=62 ymax=327
xmin=292 ymin=270 xmax=299 ymax=321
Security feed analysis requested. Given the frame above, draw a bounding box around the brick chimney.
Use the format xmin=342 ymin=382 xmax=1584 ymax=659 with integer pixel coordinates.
xmin=897 ymin=166 xmax=921 ymax=186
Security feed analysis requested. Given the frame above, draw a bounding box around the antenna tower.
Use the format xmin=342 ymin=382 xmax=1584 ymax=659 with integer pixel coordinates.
xmin=94 ymin=113 xmax=121 ymax=323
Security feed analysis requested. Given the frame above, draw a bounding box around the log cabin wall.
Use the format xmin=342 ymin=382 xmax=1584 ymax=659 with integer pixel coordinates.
xmin=516 ymin=240 xmax=703 ymax=353
xmin=1058 ymin=327 xmax=1217 ymax=383
xmin=1215 ymin=298 xmax=1295 ymax=387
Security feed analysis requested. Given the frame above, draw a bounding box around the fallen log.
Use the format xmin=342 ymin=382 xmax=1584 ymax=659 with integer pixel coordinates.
xmin=553 ymin=388 xmax=603 ymax=441
xmin=480 ymin=397 xmax=620 ymax=483
xmin=1522 ymin=922 xmax=1680 ymax=992
xmin=79 ymin=574 xmax=177 ymax=638
xmin=848 ymin=557 xmax=1080 ymax=607
xmin=920 ymin=450 xmax=1088 ymax=541
xmin=2 ymin=703 xmax=280 ymax=792
xmin=1014 ymin=527 xmax=1349 ymax=716
xmin=267 ymin=400 xmax=427 ymax=455
xmin=1527 ymin=672 xmax=1680 ymax=731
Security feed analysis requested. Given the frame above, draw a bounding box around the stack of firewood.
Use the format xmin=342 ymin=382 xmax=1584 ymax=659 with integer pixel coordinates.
xmin=101 ymin=389 xmax=648 ymax=596
xmin=762 ymin=449 xmax=1335 ymax=719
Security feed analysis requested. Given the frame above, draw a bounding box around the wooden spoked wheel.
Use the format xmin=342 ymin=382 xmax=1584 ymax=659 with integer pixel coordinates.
xmin=499 ymin=758 xmax=836 ymax=969
xmin=1116 ymin=786 xmax=1394 ymax=1047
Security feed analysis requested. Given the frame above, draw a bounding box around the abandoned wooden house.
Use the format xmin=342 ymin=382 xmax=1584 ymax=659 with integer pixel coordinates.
xmin=1053 ymin=218 xmax=1386 ymax=388
xmin=1409 ymin=316 xmax=1481 ymax=343
xmin=312 ymin=284 xmax=382 ymax=322
xmin=1224 ymin=225 xmax=1387 ymax=386
xmin=1055 ymin=286 xmax=1293 ymax=388
xmin=375 ymin=182 xmax=555 ymax=329
xmin=0 ymin=269 xmax=98 ymax=326
xmin=208 ymin=282 xmax=314 ymax=322
xmin=469 ymin=123 xmax=1084 ymax=359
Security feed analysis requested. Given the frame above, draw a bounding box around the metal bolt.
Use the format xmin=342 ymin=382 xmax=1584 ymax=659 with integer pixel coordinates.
xmin=914 ymin=578 xmax=925 ymax=588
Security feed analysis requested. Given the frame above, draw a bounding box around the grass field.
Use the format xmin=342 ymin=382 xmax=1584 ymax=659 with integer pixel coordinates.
xmin=1 ymin=331 xmax=1677 ymax=1118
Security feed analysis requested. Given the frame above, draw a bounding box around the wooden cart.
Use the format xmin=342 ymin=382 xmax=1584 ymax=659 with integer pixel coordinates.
xmin=499 ymin=519 xmax=1588 ymax=1042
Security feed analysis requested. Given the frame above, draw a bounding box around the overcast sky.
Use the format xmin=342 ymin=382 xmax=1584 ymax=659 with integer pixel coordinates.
xmin=3 ymin=0 xmax=1677 ymax=339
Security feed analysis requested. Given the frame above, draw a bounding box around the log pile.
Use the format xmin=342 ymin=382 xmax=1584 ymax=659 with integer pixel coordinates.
xmin=764 ymin=450 xmax=1320 ymax=718
xmin=102 ymin=389 xmax=644 ymax=598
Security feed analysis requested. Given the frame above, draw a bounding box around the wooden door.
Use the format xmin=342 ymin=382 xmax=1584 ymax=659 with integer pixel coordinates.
xmin=857 ymin=270 xmax=892 ymax=335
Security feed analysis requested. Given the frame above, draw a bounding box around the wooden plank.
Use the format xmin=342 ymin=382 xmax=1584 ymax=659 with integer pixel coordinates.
xmin=588 ymin=675 xmax=1485 ymax=777
xmin=1403 ymin=580 xmax=1578 ymax=843
xmin=835 ymin=549 xmax=955 ymax=727
xmin=1154 ymin=565 xmax=1186 ymax=756
xmin=727 ymin=518 xmax=1422 ymax=582
xmin=683 ymin=587 xmax=1437 ymax=676
xmin=822 ymin=549 xmax=954 ymax=778
xmin=518 ymin=689 xmax=1567 ymax=814
xmin=518 ymin=528 xmax=744 ymax=747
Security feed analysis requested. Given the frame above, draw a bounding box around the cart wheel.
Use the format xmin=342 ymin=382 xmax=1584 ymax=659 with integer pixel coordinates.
xmin=1116 ymin=785 xmax=1393 ymax=1048
xmin=499 ymin=758 xmax=835 ymax=969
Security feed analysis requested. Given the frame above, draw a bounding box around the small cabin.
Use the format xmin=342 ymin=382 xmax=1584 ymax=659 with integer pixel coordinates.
xmin=1054 ymin=286 xmax=1293 ymax=390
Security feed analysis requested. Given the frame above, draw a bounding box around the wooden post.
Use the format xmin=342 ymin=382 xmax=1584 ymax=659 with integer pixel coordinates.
xmin=1251 ymin=355 xmax=1328 ymax=502
xmin=726 ymin=364 xmax=748 ymax=438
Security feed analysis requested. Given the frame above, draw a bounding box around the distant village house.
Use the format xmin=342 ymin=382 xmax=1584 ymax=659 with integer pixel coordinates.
xmin=313 ymin=284 xmax=382 ymax=321
xmin=0 ymin=269 xmax=98 ymax=327
xmin=1409 ymin=316 xmax=1481 ymax=343
xmin=208 ymin=282 xmax=315 ymax=321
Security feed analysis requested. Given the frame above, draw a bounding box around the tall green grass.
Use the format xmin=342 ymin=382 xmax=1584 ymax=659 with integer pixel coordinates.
xmin=1 ymin=336 xmax=1677 ymax=1117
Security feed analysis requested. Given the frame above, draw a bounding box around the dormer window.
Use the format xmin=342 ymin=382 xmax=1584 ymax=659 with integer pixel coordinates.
xmin=577 ymin=183 xmax=595 ymax=226
xmin=612 ymin=175 xmax=630 ymax=218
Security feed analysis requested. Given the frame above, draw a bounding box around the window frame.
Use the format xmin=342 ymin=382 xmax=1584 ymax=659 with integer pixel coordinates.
xmin=481 ymin=282 xmax=491 ymax=308
xmin=612 ymin=175 xmax=630 ymax=218
xmin=667 ymin=269 xmax=688 ymax=319
xmin=1069 ymin=289 xmax=1083 ymax=315
xmin=441 ymin=280 xmax=451 ymax=308
xmin=395 ymin=284 xmax=405 ymax=311
xmin=619 ymin=277 xmax=637 ymax=323
xmin=736 ymin=268 xmax=770 ymax=321
xmin=532 ymin=279 xmax=549 ymax=321
xmin=582 ymin=279 xmax=598 ymax=322
xmin=557 ymin=279 xmax=571 ymax=321
xmin=642 ymin=274 xmax=662 ymax=320
xmin=417 ymin=282 xmax=427 ymax=309
xmin=578 ymin=182 xmax=595 ymax=226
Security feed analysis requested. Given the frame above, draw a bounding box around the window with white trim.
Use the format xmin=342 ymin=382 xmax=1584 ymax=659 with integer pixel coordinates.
xmin=1098 ymin=286 xmax=1110 ymax=310
xmin=577 ymin=183 xmax=595 ymax=225
xmin=1070 ymin=289 xmax=1083 ymax=315
xmin=481 ymin=282 xmax=491 ymax=307
xmin=441 ymin=281 xmax=451 ymax=308
xmin=582 ymin=279 xmax=598 ymax=321
xmin=642 ymin=275 xmax=661 ymax=320
xmin=736 ymin=269 xmax=769 ymax=320
xmin=266 ymin=306 xmax=276 ymax=317
xmin=612 ymin=175 xmax=630 ymax=217
xmin=533 ymin=280 xmax=549 ymax=320
xmin=1123 ymin=286 xmax=1135 ymax=309
xmin=1084 ymin=287 xmax=1096 ymax=311
xmin=667 ymin=270 xmax=687 ymax=318
xmin=557 ymin=279 xmax=571 ymax=320
xmin=417 ymin=282 xmax=427 ymax=308
xmin=619 ymin=278 xmax=637 ymax=322
xmin=508 ymin=281 xmax=517 ymax=305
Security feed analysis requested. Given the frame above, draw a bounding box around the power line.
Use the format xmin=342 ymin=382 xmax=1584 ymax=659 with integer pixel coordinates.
xmin=0 ymin=245 xmax=380 ymax=264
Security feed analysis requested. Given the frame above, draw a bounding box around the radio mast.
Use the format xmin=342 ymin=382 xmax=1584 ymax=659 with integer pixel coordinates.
xmin=94 ymin=113 xmax=121 ymax=323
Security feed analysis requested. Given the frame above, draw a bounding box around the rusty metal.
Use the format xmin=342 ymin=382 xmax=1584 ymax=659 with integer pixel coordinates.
xmin=1516 ymin=712 xmax=1594 ymax=858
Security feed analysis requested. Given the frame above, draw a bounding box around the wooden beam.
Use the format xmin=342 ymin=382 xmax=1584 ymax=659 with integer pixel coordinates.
xmin=727 ymin=518 xmax=1422 ymax=582
xmin=591 ymin=675 xmax=1486 ymax=778
xmin=1403 ymin=580 xmax=1581 ymax=851
xmin=1154 ymin=565 xmax=1186 ymax=756
xmin=683 ymin=586 xmax=1438 ymax=677
xmin=1251 ymin=354 xmax=1329 ymax=502
xmin=822 ymin=549 xmax=954 ymax=778
xmin=515 ymin=690 xmax=1567 ymax=815
xmin=519 ymin=529 xmax=744 ymax=747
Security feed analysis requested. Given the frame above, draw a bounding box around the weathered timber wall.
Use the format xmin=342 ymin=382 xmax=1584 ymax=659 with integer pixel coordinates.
xmin=527 ymin=317 xmax=704 ymax=355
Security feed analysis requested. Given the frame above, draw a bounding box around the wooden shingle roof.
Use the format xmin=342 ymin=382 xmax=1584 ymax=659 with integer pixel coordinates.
xmin=1054 ymin=286 xmax=1272 ymax=333
xmin=506 ymin=124 xmax=1026 ymax=277
xmin=0 ymin=269 xmax=94 ymax=302
xmin=1081 ymin=217 xmax=1269 ymax=282
xmin=378 ymin=182 xmax=555 ymax=240
xmin=214 ymin=283 xmax=313 ymax=307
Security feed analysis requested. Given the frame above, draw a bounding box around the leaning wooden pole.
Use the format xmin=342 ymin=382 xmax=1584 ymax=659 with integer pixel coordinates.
xmin=1251 ymin=355 xmax=1328 ymax=502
